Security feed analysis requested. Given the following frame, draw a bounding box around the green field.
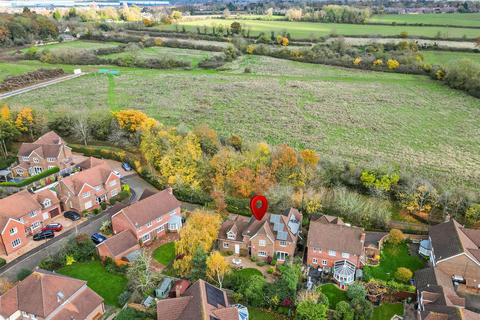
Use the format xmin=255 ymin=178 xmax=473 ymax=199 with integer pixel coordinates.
xmin=369 ymin=13 xmax=480 ymax=27
xmin=422 ymin=50 xmax=480 ymax=65
xmin=0 ymin=60 xmax=77 ymax=81
xmin=104 ymin=46 xmax=219 ymax=66
xmin=2 ymin=55 xmax=479 ymax=191
xmin=162 ymin=18 xmax=480 ymax=39
xmin=22 ymin=40 xmax=120 ymax=53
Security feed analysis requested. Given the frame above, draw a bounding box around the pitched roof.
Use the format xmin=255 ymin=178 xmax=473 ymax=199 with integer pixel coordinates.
xmin=51 ymin=285 xmax=103 ymax=320
xmin=119 ymin=188 xmax=180 ymax=228
xmin=0 ymin=190 xmax=42 ymax=218
xmin=98 ymin=230 xmax=138 ymax=257
xmin=312 ymin=214 xmax=345 ymax=225
xmin=60 ymin=161 xmax=113 ymax=195
xmin=364 ymin=231 xmax=388 ymax=248
xmin=415 ymin=267 xmax=438 ymax=291
xmin=156 ymin=280 xmax=238 ymax=320
xmin=17 ymin=131 xmax=66 ymax=159
xmin=76 ymin=156 xmax=105 ymax=170
xmin=34 ymin=131 xmax=64 ymax=145
xmin=0 ymin=269 xmax=102 ymax=319
xmin=307 ymin=218 xmax=364 ymax=256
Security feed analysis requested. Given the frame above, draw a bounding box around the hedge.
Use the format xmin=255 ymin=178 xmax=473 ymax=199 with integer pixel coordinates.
xmin=0 ymin=167 xmax=59 ymax=187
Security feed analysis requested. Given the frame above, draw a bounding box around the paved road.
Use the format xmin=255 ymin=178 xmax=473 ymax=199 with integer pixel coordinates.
xmin=0 ymin=203 xmax=127 ymax=281
xmin=0 ymin=72 xmax=87 ymax=100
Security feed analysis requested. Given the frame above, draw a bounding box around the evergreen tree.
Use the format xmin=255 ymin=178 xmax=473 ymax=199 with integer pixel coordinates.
xmin=189 ymin=246 xmax=207 ymax=281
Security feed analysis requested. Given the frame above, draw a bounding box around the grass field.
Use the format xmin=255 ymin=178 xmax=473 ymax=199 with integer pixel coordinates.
xmin=422 ymin=50 xmax=480 ymax=65
xmin=161 ymin=18 xmax=480 ymax=39
xmin=152 ymin=242 xmax=176 ymax=265
xmin=318 ymin=283 xmax=348 ymax=309
xmin=22 ymin=40 xmax=120 ymax=53
xmin=369 ymin=13 xmax=480 ymax=27
xmin=104 ymin=46 xmax=219 ymax=66
xmin=58 ymin=261 xmax=127 ymax=306
xmin=0 ymin=60 xmax=77 ymax=81
xmin=2 ymin=55 xmax=479 ymax=191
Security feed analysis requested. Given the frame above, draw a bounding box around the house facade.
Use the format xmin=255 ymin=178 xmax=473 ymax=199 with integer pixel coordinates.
xmin=12 ymin=131 xmax=74 ymax=177
xmin=57 ymin=160 xmax=121 ymax=212
xmin=111 ymin=188 xmax=182 ymax=244
xmin=0 ymin=269 xmax=104 ymax=320
xmin=218 ymin=208 xmax=302 ymax=263
xmin=0 ymin=189 xmax=62 ymax=255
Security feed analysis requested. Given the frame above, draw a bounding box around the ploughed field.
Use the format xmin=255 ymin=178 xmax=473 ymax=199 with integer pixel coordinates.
xmin=2 ymin=54 xmax=479 ymax=191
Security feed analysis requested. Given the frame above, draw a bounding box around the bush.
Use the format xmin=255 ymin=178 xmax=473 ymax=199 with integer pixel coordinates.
xmin=395 ymin=267 xmax=413 ymax=283
xmin=256 ymin=261 xmax=267 ymax=267
xmin=267 ymin=267 xmax=274 ymax=274
xmin=17 ymin=268 xmax=32 ymax=281
xmin=388 ymin=229 xmax=405 ymax=245
xmin=118 ymin=290 xmax=131 ymax=306
xmin=0 ymin=258 xmax=6 ymax=267
xmin=100 ymin=202 xmax=107 ymax=210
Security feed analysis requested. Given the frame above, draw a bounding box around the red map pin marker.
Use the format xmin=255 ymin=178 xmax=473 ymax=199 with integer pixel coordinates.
xmin=250 ymin=195 xmax=268 ymax=221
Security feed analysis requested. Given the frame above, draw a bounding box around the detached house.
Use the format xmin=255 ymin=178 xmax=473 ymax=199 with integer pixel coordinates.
xmin=57 ymin=160 xmax=121 ymax=212
xmin=0 ymin=269 xmax=104 ymax=320
xmin=0 ymin=189 xmax=61 ymax=255
xmin=218 ymin=208 xmax=302 ymax=263
xmin=12 ymin=131 xmax=74 ymax=177
xmin=111 ymin=188 xmax=182 ymax=244
xmin=156 ymin=279 xmax=248 ymax=320
xmin=306 ymin=215 xmax=366 ymax=287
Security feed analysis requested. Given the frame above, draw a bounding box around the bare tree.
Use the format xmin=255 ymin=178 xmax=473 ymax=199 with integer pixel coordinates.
xmin=72 ymin=113 xmax=90 ymax=146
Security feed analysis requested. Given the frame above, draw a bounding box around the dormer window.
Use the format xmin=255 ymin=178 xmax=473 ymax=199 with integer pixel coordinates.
xmin=227 ymin=231 xmax=236 ymax=240
xmin=47 ymin=157 xmax=56 ymax=162
xmin=43 ymin=199 xmax=51 ymax=208
xmin=29 ymin=211 xmax=37 ymax=218
xmin=82 ymin=192 xmax=90 ymax=198
xmin=22 ymin=156 xmax=29 ymax=161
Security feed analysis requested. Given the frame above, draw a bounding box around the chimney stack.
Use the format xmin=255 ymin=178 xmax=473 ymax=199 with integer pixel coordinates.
xmin=360 ymin=232 xmax=366 ymax=244
xmin=175 ymin=284 xmax=181 ymax=298
xmin=167 ymin=187 xmax=173 ymax=195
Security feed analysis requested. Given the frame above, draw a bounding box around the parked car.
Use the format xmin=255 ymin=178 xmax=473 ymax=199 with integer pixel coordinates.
xmin=122 ymin=162 xmax=132 ymax=171
xmin=91 ymin=233 xmax=107 ymax=245
xmin=33 ymin=230 xmax=55 ymax=241
xmin=41 ymin=223 xmax=63 ymax=232
xmin=64 ymin=211 xmax=81 ymax=221
xmin=113 ymin=170 xmax=122 ymax=178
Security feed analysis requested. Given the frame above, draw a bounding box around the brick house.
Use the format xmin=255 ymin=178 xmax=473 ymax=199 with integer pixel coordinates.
xmin=0 ymin=189 xmax=61 ymax=255
xmin=111 ymin=188 xmax=182 ymax=244
xmin=218 ymin=208 xmax=302 ymax=263
xmin=57 ymin=159 xmax=121 ymax=212
xmin=12 ymin=131 xmax=74 ymax=177
xmin=96 ymin=229 xmax=141 ymax=264
xmin=0 ymin=269 xmax=104 ymax=320
xmin=306 ymin=215 xmax=365 ymax=287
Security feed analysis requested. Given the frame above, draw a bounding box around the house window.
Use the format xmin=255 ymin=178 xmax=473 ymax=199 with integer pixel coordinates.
xmin=146 ymin=221 xmax=152 ymax=227
xmin=156 ymin=217 xmax=162 ymax=223
xmin=82 ymin=192 xmax=90 ymax=198
xmin=227 ymin=232 xmax=236 ymax=240
xmin=322 ymin=260 xmax=327 ymax=266
xmin=223 ymin=242 xmax=229 ymax=248
xmin=95 ymin=186 xmax=101 ymax=191
xmin=168 ymin=223 xmax=179 ymax=231
xmin=48 ymin=166 xmax=55 ymax=170
xmin=258 ymin=251 xmax=267 ymax=257
xmin=109 ymin=180 xmax=117 ymax=187
xmin=9 ymin=227 xmax=17 ymax=235
xmin=111 ymin=189 xmax=119 ymax=197
xmin=43 ymin=199 xmax=51 ymax=208
xmin=141 ymin=234 xmax=151 ymax=242
xmin=280 ymin=240 xmax=287 ymax=246
xmin=47 ymin=157 xmax=56 ymax=162
xmin=85 ymin=201 xmax=93 ymax=209
xmin=33 ymin=158 xmax=39 ymax=163
xmin=276 ymin=252 xmax=288 ymax=261
xmin=342 ymin=252 xmax=350 ymax=259
xmin=11 ymin=239 xmax=21 ymax=248
xmin=156 ymin=225 xmax=165 ymax=233
xmin=29 ymin=211 xmax=37 ymax=218
xmin=328 ymin=250 xmax=336 ymax=257
xmin=16 ymin=169 xmax=24 ymax=175
xmin=169 ymin=210 xmax=176 ymax=216
xmin=312 ymin=258 xmax=318 ymax=264
xmin=31 ymin=221 xmax=41 ymax=230
xmin=22 ymin=156 xmax=29 ymax=161
xmin=259 ymin=240 xmax=266 ymax=247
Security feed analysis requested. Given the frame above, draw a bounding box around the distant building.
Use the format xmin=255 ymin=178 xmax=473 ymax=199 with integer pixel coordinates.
xmin=2 ymin=0 xmax=169 ymax=9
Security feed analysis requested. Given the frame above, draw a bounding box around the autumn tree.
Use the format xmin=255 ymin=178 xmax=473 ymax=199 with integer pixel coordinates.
xmin=0 ymin=278 xmax=13 ymax=295
xmin=189 ymin=246 xmax=207 ymax=282
xmin=298 ymin=149 xmax=320 ymax=207
xmin=113 ymin=109 xmax=149 ymax=133
xmin=0 ymin=105 xmax=10 ymax=121
xmin=402 ymin=180 xmax=438 ymax=219
xmin=229 ymin=167 xmax=255 ymax=197
xmin=395 ymin=267 xmax=413 ymax=283
xmin=387 ymin=229 xmax=404 ymax=245
xmin=210 ymin=147 xmax=237 ymax=192
xmin=206 ymin=251 xmax=230 ymax=288
xmin=193 ymin=124 xmax=220 ymax=156
xmin=15 ymin=107 xmax=36 ymax=140
xmin=272 ymin=144 xmax=299 ymax=185
xmin=466 ymin=204 xmax=480 ymax=226
xmin=0 ymin=106 xmax=19 ymax=158
xmin=173 ymin=210 xmax=221 ymax=277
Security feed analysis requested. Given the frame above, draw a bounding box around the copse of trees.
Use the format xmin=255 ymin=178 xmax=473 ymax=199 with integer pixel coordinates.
xmin=302 ymin=5 xmax=371 ymax=24
xmin=0 ymin=10 xmax=58 ymax=46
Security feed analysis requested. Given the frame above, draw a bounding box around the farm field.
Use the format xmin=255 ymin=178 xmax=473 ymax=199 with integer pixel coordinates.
xmin=20 ymin=40 xmax=121 ymax=53
xmin=161 ymin=18 xmax=480 ymax=39
xmin=369 ymin=13 xmax=480 ymax=27
xmin=104 ymin=46 xmax=220 ymax=66
xmin=422 ymin=50 xmax=480 ymax=65
xmin=2 ymin=55 xmax=479 ymax=191
xmin=0 ymin=60 xmax=76 ymax=81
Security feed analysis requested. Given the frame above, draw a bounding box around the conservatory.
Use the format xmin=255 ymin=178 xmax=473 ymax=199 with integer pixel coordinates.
xmin=333 ymin=260 xmax=356 ymax=288
xmin=418 ymin=239 xmax=432 ymax=258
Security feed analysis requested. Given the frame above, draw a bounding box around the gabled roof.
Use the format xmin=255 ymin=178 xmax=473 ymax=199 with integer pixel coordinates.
xmin=60 ymin=161 xmax=114 ymax=195
xmin=307 ymin=217 xmax=364 ymax=256
xmin=76 ymin=156 xmax=105 ymax=170
xmin=0 ymin=190 xmax=44 ymax=225
xmin=34 ymin=131 xmax=64 ymax=145
xmin=118 ymin=188 xmax=180 ymax=228
xmin=98 ymin=230 xmax=139 ymax=257
xmin=156 ymin=280 xmax=238 ymax=320
xmin=312 ymin=214 xmax=345 ymax=225
xmin=0 ymin=269 xmax=102 ymax=319
xmin=17 ymin=132 xmax=66 ymax=159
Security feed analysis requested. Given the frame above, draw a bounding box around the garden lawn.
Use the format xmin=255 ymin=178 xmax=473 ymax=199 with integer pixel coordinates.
xmin=317 ymin=283 xmax=348 ymax=309
xmin=153 ymin=242 xmax=176 ymax=265
xmin=249 ymin=307 xmax=287 ymax=320
xmin=232 ymin=268 xmax=263 ymax=280
xmin=364 ymin=243 xmax=425 ymax=281
xmin=372 ymin=303 xmax=404 ymax=320
xmin=368 ymin=13 xmax=480 ymax=27
xmin=159 ymin=18 xmax=480 ymax=39
xmin=58 ymin=261 xmax=127 ymax=306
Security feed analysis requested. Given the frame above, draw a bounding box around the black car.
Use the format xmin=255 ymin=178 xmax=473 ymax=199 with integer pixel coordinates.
xmin=33 ymin=230 xmax=55 ymax=241
xmin=64 ymin=211 xmax=81 ymax=221
xmin=91 ymin=233 xmax=107 ymax=245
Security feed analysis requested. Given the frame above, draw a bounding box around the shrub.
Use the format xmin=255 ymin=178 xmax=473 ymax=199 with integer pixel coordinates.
xmin=256 ymin=261 xmax=267 ymax=267
xmin=118 ymin=290 xmax=131 ymax=306
xmin=0 ymin=258 xmax=6 ymax=267
xmin=100 ymin=202 xmax=107 ymax=210
xmin=267 ymin=267 xmax=274 ymax=274
xmin=387 ymin=59 xmax=400 ymax=70
xmin=388 ymin=229 xmax=405 ymax=244
xmin=17 ymin=268 xmax=32 ymax=281
xmin=395 ymin=267 xmax=413 ymax=283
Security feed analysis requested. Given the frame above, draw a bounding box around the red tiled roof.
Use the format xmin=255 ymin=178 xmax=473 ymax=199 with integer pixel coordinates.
xmin=307 ymin=219 xmax=364 ymax=256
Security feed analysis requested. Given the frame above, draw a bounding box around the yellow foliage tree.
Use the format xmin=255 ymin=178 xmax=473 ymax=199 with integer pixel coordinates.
xmin=173 ymin=210 xmax=222 ymax=277
xmin=387 ymin=59 xmax=400 ymax=70
xmin=353 ymin=57 xmax=362 ymax=65
xmin=373 ymin=59 xmax=383 ymax=66
xmin=113 ymin=109 xmax=149 ymax=133
xmin=15 ymin=107 xmax=35 ymax=139
xmin=206 ymin=251 xmax=230 ymax=288
xmin=0 ymin=105 xmax=10 ymax=121
xmin=246 ymin=44 xmax=255 ymax=54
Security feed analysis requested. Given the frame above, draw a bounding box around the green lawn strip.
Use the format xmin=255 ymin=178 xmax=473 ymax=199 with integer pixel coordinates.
xmin=364 ymin=243 xmax=425 ymax=281
xmin=372 ymin=303 xmax=404 ymax=320
xmin=368 ymin=13 xmax=480 ymax=28
xmin=21 ymin=40 xmax=121 ymax=53
xmin=422 ymin=51 xmax=480 ymax=66
xmin=58 ymin=261 xmax=127 ymax=306
xmin=249 ymin=307 xmax=287 ymax=320
xmin=317 ymin=283 xmax=348 ymax=309
xmin=233 ymin=268 xmax=263 ymax=280
xmin=152 ymin=242 xmax=176 ymax=265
